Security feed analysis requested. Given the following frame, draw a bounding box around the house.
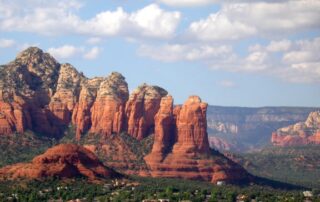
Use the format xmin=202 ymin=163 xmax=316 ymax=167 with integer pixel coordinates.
xmin=216 ymin=181 xmax=226 ymax=186
xmin=303 ymin=191 xmax=313 ymax=198
xmin=159 ymin=199 xmax=170 ymax=202
xmin=236 ymin=194 xmax=248 ymax=202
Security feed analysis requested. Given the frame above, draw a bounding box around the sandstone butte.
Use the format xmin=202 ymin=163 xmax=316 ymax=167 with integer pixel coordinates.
xmin=0 ymin=144 xmax=119 ymax=180
xmin=144 ymin=95 xmax=248 ymax=183
xmin=271 ymin=111 xmax=320 ymax=146
xmin=0 ymin=47 xmax=249 ymax=184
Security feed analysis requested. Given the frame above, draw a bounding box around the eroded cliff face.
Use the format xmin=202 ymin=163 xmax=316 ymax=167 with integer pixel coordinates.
xmin=0 ymin=47 xmax=249 ymax=184
xmin=173 ymin=96 xmax=210 ymax=154
xmin=144 ymin=96 xmax=248 ymax=183
xmin=0 ymin=47 xmax=61 ymax=136
xmin=89 ymin=72 xmax=129 ymax=136
xmin=0 ymin=47 xmax=130 ymax=138
xmin=150 ymin=95 xmax=174 ymax=155
xmin=271 ymin=111 xmax=320 ymax=146
xmin=125 ymin=84 xmax=168 ymax=140
xmin=0 ymin=101 xmax=29 ymax=134
xmin=72 ymin=78 xmax=103 ymax=140
xmin=49 ymin=63 xmax=84 ymax=127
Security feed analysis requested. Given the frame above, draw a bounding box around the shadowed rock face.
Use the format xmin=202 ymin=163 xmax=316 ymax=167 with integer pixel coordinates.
xmin=0 ymin=47 xmax=61 ymax=137
xmin=49 ymin=63 xmax=84 ymax=127
xmin=0 ymin=144 xmax=118 ymax=180
xmin=0 ymin=47 xmax=249 ymax=184
xmin=272 ymin=111 xmax=320 ymax=146
xmin=151 ymin=95 xmax=174 ymax=154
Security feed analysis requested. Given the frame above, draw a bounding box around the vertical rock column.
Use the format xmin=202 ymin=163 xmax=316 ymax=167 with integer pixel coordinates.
xmin=125 ymin=84 xmax=168 ymax=140
xmin=72 ymin=78 xmax=103 ymax=140
xmin=173 ymin=96 xmax=210 ymax=154
xmin=49 ymin=63 xmax=83 ymax=125
xmin=90 ymin=72 xmax=129 ymax=136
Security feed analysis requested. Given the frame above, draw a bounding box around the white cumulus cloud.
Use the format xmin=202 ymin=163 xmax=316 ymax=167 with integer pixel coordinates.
xmin=158 ymin=0 xmax=217 ymax=7
xmin=83 ymin=47 xmax=101 ymax=60
xmin=0 ymin=38 xmax=15 ymax=48
xmin=47 ymin=45 xmax=83 ymax=59
xmin=188 ymin=13 xmax=256 ymax=41
xmin=138 ymin=43 xmax=232 ymax=62
xmin=266 ymin=40 xmax=292 ymax=52
xmin=211 ymin=37 xmax=320 ymax=83
xmin=188 ymin=1 xmax=320 ymax=41
xmin=0 ymin=1 xmax=181 ymax=39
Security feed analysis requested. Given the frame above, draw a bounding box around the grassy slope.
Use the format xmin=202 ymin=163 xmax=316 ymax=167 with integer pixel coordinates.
xmin=239 ymin=145 xmax=320 ymax=188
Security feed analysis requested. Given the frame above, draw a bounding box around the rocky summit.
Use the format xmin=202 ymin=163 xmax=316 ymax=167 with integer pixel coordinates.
xmin=271 ymin=111 xmax=320 ymax=146
xmin=0 ymin=144 xmax=118 ymax=180
xmin=0 ymin=47 xmax=249 ymax=184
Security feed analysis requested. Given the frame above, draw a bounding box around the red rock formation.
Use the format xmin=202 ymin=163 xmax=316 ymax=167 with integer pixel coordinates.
xmin=151 ymin=95 xmax=174 ymax=154
xmin=49 ymin=63 xmax=83 ymax=125
xmin=90 ymin=73 xmax=129 ymax=136
xmin=72 ymin=78 xmax=103 ymax=140
xmin=0 ymin=144 xmax=119 ymax=180
xmin=145 ymin=96 xmax=248 ymax=184
xmin=0 ymin=102 xmax=15 ymax=134
xmin=173 ymin=96 xmax=210 ymax=154
xmin=0 ymin=101 xmax=29 ymax=135
xmin=271 ymin=111 xmax=320 ymax=146
xmin=125 ymin=84 xmax=168 ymax=140
xmin=0 ymin=47 xmax=62 ymax=137
xmin=145 ymin=145 xmax=247 ymax=184
xmin=0 ymin=47 xmax=250 ymax=185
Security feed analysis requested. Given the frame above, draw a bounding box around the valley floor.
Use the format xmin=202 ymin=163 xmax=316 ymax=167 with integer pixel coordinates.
xmin=0 ymin=177 xmax=318 ymax=202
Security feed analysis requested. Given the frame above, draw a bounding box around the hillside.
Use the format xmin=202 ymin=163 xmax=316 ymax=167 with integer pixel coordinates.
xmin=0 ymin=144 xmax=119 ymax=180
xmin=229 ymin=145 xmax=320 ymax=188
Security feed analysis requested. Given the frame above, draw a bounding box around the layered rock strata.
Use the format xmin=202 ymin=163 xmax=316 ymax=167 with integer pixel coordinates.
xmin=271 ymin=111 xmax=320 ymax=146
xmin=125 ymin=84 xmax=168 ymax=140
xmin=145 ymin=96 xmax=248 ymax=183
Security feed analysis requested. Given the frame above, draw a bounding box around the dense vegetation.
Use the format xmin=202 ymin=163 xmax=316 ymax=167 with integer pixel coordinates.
xmin=0 ymin=131 xmax=54 ymax=167
xmin=0 ymin=177 xmax=318 ymax=202
xmin=240 ymin=145 xmax=320 ymax=188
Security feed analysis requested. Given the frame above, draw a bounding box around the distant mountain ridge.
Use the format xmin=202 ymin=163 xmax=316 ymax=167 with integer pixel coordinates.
xmin=206 ymin=106 xmax=319 ymax=151
xmin=271 ymin=111 xmax=320 ymax=146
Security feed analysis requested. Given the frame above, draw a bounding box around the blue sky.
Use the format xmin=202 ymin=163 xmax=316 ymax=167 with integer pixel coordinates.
xmin=0 ymin=0 xmax=319 ymax=107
